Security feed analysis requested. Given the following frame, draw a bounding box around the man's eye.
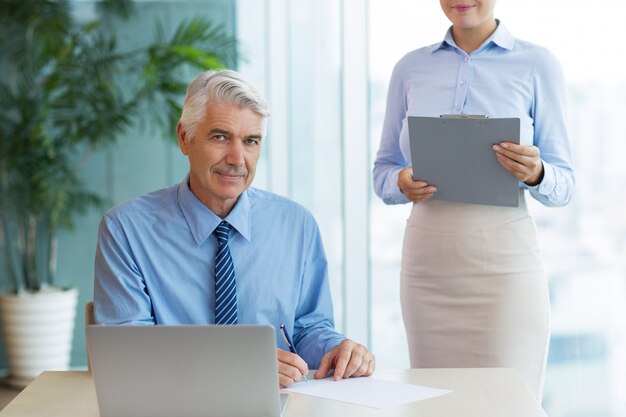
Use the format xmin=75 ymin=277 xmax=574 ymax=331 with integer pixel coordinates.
xmin=212 ymin=135 xmax=227 ymax=141
xmin=245 ymin=138 xmax=260 ymax=146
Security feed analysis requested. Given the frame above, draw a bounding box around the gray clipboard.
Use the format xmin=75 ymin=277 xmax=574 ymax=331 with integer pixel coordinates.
xmin=408 ymin=116 xmax=520 ymax=207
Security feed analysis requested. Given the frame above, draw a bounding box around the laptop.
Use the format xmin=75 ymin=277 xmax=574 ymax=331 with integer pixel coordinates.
xmin=87 ymin=324 xmax=287 ymax=417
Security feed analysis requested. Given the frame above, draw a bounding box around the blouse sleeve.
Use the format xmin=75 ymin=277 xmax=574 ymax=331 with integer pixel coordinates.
xmin=525 ymin=48 xmax=575 ymax=207
xmin=373 ymin=58 xmax=411 ymax=205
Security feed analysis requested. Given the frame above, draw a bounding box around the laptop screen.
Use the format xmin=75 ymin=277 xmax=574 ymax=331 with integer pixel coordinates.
xmin=87 ymin=325 xmax=283 ymax=417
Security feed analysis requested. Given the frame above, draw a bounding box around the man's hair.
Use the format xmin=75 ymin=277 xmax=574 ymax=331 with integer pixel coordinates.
xmin=178 ymin=70 xmax=269 ymax=141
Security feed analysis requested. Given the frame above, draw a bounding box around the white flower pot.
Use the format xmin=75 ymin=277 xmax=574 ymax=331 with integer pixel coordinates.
xmin=0 ymin=287 xmax=78 ymax=388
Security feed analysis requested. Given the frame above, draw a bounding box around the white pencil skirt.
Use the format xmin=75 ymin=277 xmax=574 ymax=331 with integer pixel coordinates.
xmin=400 ymin=192 xmax=549 ymax=399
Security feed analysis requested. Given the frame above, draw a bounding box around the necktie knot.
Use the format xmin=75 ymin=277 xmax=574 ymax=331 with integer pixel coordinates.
xmin=213 ymin=221 xmax=231 ymax=245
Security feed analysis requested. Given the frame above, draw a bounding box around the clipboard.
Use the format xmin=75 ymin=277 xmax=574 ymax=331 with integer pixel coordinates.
xmin=407 ymin=115 xmax=520 ymax=207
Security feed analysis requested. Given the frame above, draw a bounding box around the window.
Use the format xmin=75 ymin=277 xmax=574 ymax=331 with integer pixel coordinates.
xmin=237 ymin=1 xmax=626 ymax=415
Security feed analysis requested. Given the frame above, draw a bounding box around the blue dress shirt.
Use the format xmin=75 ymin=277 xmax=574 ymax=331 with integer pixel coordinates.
xmin=374 ymin=21 xmax=574 ymax=207
xmin=94 ymin=176 xmax=345 ymax=368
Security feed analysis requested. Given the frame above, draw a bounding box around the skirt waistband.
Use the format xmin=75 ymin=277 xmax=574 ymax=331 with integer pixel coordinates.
xmin=408 ymin=190 xmax=530 ymax=232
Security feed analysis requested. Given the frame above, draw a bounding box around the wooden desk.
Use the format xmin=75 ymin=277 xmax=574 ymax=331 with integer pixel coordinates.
xmin=0 ymin=368 xmax=547 ymax=417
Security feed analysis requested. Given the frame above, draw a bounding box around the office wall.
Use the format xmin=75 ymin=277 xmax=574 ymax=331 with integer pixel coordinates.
xmin=0 ymin=0 xmax=236 ymax=371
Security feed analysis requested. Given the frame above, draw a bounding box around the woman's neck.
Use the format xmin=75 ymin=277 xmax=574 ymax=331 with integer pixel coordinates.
xmin=452 ymin=19 xmax=498 ymax=54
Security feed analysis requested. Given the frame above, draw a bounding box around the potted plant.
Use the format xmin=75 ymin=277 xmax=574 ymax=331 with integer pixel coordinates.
xmin=0 ymin=0 xmax=237 ymax=387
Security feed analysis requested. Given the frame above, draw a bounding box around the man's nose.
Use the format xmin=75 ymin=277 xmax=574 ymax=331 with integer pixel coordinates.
xmin=225 ymin=139 xmax=245 ymax=166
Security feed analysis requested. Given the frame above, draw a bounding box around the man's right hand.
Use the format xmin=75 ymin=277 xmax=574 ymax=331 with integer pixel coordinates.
xmin=398 ymin=167 xmax=437 ymax=203
xmin=277 ymin=349 xmax=309 ymax=387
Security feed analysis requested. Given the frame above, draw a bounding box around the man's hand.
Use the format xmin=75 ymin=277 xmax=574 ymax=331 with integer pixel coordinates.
xmin=314 ymin=339 xmax=375 ymax=381
xmin=492 ymin=142 xmax=544 ymax=186
xmin=397 ymin=167 xmax=437 ymax=202
xmin=277 ymin=349 xmax=308 ymax=387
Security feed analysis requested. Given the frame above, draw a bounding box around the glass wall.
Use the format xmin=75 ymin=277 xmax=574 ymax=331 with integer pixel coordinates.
xmin=236 ymin=0 xmax=371 ymax=343
xmin=238 ymin=1 xmax=626 ymax=416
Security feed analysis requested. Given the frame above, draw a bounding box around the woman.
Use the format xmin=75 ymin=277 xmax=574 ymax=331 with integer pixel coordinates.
xmin=373 ymin=0 xmax=574 ymax=400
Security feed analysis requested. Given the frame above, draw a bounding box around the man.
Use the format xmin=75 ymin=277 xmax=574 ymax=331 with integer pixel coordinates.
xmin=94 ymin=70 xmax=375 ymax=387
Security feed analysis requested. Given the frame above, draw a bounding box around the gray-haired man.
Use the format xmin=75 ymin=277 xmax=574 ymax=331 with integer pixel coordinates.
xmin=94 ymin=70 xmax=375 ymax=387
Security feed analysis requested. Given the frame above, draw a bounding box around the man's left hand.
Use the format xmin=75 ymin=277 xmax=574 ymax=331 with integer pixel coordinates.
xmin=492 ymin=141 xmax=544 ymax=186
xmin=314 ymin=339 xmax=375 ymax=381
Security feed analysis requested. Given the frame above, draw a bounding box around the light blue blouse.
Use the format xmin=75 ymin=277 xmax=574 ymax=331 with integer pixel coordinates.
xmin=373 ymin=22 xmax=574 ymax=207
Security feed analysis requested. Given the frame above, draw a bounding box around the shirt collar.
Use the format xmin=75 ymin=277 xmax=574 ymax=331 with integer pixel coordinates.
xmin=177 ymin=174 xmax=252 ymax=245
xmin=432 ymin=19 xmax=515 ymax=54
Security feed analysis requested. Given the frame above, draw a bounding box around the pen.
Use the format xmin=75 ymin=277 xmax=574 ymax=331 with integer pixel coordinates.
xmin=279 ymin=323 xmax=308 ymax=383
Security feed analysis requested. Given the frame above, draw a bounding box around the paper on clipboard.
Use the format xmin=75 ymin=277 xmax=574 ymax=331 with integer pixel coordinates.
xmin=407 ymin=115 xmax=520 ymax=207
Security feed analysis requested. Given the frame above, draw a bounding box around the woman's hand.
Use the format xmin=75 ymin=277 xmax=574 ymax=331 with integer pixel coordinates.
xmin=397 ymin=167 xmax=437 ymax=203
xmin=492 ymin=142 xmax=544 ymax=186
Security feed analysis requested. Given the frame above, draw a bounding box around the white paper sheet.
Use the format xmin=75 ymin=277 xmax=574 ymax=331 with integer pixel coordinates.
xmin=282 ymin=376 xmax=452 ymax=409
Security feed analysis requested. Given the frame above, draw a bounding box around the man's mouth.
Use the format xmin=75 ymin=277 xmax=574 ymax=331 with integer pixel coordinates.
xmin=215 ymin=168 xmax=246 ymax=179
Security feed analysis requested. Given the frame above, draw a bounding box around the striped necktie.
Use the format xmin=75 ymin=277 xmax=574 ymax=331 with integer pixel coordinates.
xmin=213 ymin=221 xmax=238 ymax=325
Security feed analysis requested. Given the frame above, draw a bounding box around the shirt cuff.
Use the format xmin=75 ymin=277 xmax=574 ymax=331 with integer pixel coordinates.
xmin=323 ymin=335 xmax=345 ymax=356
xmin=525 ymin=160 xmax=555 ymax=196
xmin=384 ymin=168 xmax=411 ymax=205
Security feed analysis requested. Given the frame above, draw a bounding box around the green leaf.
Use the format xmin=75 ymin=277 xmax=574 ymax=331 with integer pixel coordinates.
xmin=0 ymin=0 xmax=239 ymax=291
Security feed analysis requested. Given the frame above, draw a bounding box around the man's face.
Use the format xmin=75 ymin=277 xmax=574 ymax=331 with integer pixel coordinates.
xmin=178 ymin=101 xmax=264 ymax=216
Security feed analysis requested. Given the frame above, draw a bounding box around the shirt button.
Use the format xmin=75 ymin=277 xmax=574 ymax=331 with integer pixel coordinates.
xmin=456 ymin=105 xmax=461 ymax=111
xmin=464 ymin=56 xmax=469 ymax=62
xmin=459 ymin=80 xmax=465 ymax=86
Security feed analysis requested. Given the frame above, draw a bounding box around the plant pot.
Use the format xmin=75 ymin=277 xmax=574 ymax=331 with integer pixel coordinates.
xmin=0 ymin=287 xmax=78 ymax=388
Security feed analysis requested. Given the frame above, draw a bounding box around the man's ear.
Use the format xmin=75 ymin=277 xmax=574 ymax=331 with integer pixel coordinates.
xmin=177 ymin=122 xmax=189 ymax=155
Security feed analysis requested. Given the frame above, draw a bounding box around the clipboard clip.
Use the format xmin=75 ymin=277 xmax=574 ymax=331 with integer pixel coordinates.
xmin=440 ymin=114 xmax=488 ymax=119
